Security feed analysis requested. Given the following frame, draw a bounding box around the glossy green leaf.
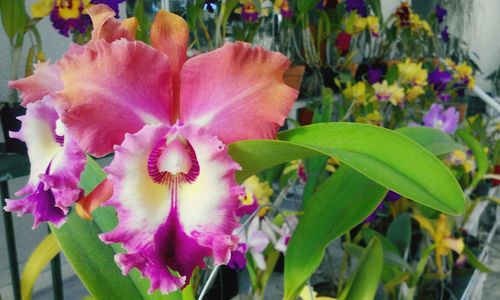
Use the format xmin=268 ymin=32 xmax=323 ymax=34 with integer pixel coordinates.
xmin=51 ymin=158 xmax=183 ymax=299
xmin=297 ymin=0 xmax=321 ymax=14
xmin=387 ymin=213 xmax=412 ymax=256
xmin=284 ymin=166 xmax=387 ymax=299
xmin=0 ymin=0 xmax=29 ymax=42
xmin=338 ymin=238 xmax=383 ymax=300
xmin=456 ymin=130 xmax=488 ymax=188
xmin=279 ymin=123 xmax=464 ymax=215
xmin=21 ymin=234 xmax=60 ymax=300
xmin=463 ymin=246 xmax=493 ymax=273
xmin=49 ymin=210 xmax=143 ymax=299
xmin=230 ymin=123 xmax=464 ymax=215
xmin=362 ymin=228 xmax=400 ymax=255
xmin=396 ymin=127 xmax=464 ymax=156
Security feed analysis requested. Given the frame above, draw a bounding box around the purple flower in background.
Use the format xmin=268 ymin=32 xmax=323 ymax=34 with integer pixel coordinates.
xmin=364 ymin=202 xmax=385 ymax=223
xmin=429 ymin=68 xmax=452 ymax=100
xmin=33 ymin=0 xmax=125 ymax=37
xmin=441 ymin=26 xmax=450 ymax=42
xmin=91 ymin=0 xmax=124 ymax=12
xmin=228 ymin=243 xmax=248 ymax=270
xmin=429 ymin=69 xmax=452 ymax=87
xmin=435 ymin=5 xmax=447 ymax=23
xmin=423 ymin=104 xmax=459 ymax=134
xmin=241 ymin=1 xmax=259 ymax=23
xmin=368 ymin=67 xmax=384 ymax=84
xmin=384 ymin=191 xmax=401 ymax=202
xmin=346 ymin=0 xmax=368 ymax=17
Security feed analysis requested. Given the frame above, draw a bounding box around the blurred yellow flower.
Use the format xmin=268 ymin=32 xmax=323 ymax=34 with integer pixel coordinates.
xmin=299 ymin=286 xmax=337 ymax=300
xmin=397 ymin=59 xmax=428 ymax=86
xmin=342 ymin=82 xmax=367 ymax=105
xmin=32 ymin=0 xmax=53 ymax=18
xmin=413 ymin=214 xmax=464 ymax=276
xmin=409 ymin=13 xmax=433 ymax=35
xmin=242 ymin=175 xmax=273 ymax=206
xmin=366 ymin=16 xmax=380 ymax=36
xmin=406 ymin=85 xmax=425 ymax=101
xmin=373 ymin=80 xmax=405 ymax=105
xmin=356 ymin=110 xmax=383 ymax=125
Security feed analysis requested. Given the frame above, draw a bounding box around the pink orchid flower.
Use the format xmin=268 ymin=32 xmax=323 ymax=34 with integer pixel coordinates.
xmin=4 ymin=5 xmax=137 ymax=229
xmin=10 ymin=4 xmax=297 ymax=294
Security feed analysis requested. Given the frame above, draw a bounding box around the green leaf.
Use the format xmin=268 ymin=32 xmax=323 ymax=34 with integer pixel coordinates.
xmin=284 ymin=166 xmax=387 ymax=299
xmin=0 ymin=0 xmax=29 ymax=43
xmin=387 ymin=213 xmax=412 ymax=256
xmin=463 ymin=246 xmax=493 ymax=273
xmin=338 ymin=238 xmax=383 ymax=300
xmin=396 ymin=127 xmax=464 ymax=156
xmin=362 ymin=228 xmax=400 ymax=255
xmin=51 ymin=158 xmax=182 ymax=299
xmin=366 ymin=0 xmax=383 ymax=20
xmin=278 ymin=123 xmax=464 ymax=215
xmin=49 ymin=211 xmax=143 ymax=299
xmin=456 ymin=130 xmax=488 ymax=188
xmin=297 ymin=0 xmax=320 ymax=14
xmin=230 ymin=124 xmax=464 ymax=215
xmin=21 ymin=234 xmax=60 ymax=300
xmin=133 ymin=0 xmax=150 ymax=43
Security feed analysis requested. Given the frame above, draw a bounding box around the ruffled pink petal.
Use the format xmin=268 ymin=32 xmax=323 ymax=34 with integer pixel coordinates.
xmin=101 ymin=122 xmax=240 ymax=294
xmin=39 ymin=135 xmax=86 ymax=214
xmin=8 ymin=61 xmax=63 ymax=106
xmin=55 ymin=39 xmax=174 ymax=157
xmin=12 ymin=97 xmax=61 ymax=194
xmin=4 ymin=98 xmax=85 ymax=228
xmin=150 ymin=10 xmax=189 ymax=107
xmin=179 ymin=42 xmax=298 ymax=144
xmin=88 ymin=4 xmax=137 ymax=43
xmin=4 ymin=182 xmax=66 ymax=229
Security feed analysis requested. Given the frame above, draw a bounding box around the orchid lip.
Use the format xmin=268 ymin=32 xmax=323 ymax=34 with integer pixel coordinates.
xmin=148 ymin=135 xmax=200 ymax=185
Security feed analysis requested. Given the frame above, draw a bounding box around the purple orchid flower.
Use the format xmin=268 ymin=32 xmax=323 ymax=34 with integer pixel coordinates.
xmin=4 ymin=97 xmax=86 ymax=228
xmin=227 ymin=243 xmax=248 ymax=270
xmin=428 ymin=68 xmax=452 ymax=100
xmin=435 ymin=5 xmax=447 ymax=23
xmin=35 ymin=0 xmax=125 ymax=37
xmin=441 ymin=26 xmax=450 ymax=43
xmin=368 ymin=68 xmax=384 ymax=84
xmin=364 ymin=202 xmax=385 ymax=223
xmin=346 ymin=0 xmax=368 ymax=17
xmin=384 ymin=191 xmax=401 ymax=202
xmin=423 ymin=104 xmax=459 ymax=134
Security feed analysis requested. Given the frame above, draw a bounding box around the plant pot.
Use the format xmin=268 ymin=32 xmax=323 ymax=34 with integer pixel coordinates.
xmin=492 ymin=165 xmax=500 ymax=186
xmin=0 ymin=104 xmax=27 ymax=153
xmin=283 ymin=65 xmax=305 ymax=90
xmin=453 ymin=103 xmax=468 ymax=122
xmin=204 ymin=266 xmax=239 ymax=300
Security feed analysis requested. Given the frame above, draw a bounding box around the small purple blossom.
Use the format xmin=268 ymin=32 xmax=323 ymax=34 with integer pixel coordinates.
xmin=367 ymin=68 xmax=384 ymax=84
xmin=241 ymin=2 xmax=259 ymax=23
xmin=364 ymin=202 xmax=385 ymax=223
xmin=441 ymin=26 xmax=450 ymax=43
xmin=49 ymin=0 xmax=125 ymax=37
xmin=429 ymin=68 xmax=452 ymax=100
xmin=423 ymin=104 xmax=459 ymax=134
xmin=435 ymin=5 xmax=447 ymax=23
xmin=384 ymin=191 xmax=401 ymax=202
xmin=228 ymin=243 xmax=248 ymax=270
xmin=346 ymin=0 xmax=368 ymax=17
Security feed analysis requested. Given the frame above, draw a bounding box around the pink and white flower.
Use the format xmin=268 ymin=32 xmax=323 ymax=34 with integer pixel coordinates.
xmin=7 ymin=4 xmax=297 ymax=294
